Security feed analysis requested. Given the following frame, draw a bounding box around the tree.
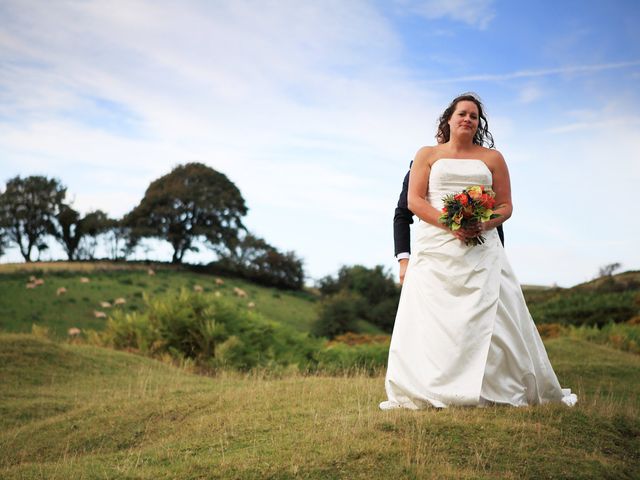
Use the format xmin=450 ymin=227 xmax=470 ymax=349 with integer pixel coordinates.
xmin=216 ymin=231 xmax=305 ymax=289
xmin=315 ymin=265 xmax=400 ymax=333
xmin=54 ymin=205 xmax=82 ymax=259
xmin=318 ymin=265 xmax=398 ymax=307
xmin=124 ymin=163 xmax=247 ymax=263
xmin=598 ymin=262 xmax=622 ymax=277
xmin=0 ymin=175 xmax=66 ymax=262
xmin=102 ymin=217 xmax=135 ymax=260
xmin=53 ymin=207 xmax=111 ymax=260
xmin=76 ymin=210 xmax=110 ymax=260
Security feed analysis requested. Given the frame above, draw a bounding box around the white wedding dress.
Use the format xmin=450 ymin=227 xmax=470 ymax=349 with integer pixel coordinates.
xmin=380 ymin=159 xmax=576 ymax=410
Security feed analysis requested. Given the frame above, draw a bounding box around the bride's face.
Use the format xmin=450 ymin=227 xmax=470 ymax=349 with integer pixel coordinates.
xmin=448 ymin=100 xmax=479 ymax=137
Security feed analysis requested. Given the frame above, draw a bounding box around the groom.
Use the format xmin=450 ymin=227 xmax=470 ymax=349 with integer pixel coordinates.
xmin=394 ymin=163 xmax=505 ymax=284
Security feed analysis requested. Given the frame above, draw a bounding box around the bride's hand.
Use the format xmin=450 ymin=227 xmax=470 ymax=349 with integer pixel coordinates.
xmin=453 ymin=222 xmax=482 ymax=241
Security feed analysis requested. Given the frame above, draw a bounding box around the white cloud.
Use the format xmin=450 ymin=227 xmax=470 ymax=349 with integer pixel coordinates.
xmin=425 ymin=60 xmax=640 ymax=83
xmin=395 ymin=0 xmax=496 ymax=29
xmin=518 ymin=83 xmax=544 ymax=104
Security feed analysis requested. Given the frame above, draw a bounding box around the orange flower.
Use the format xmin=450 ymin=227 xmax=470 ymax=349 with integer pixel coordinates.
xmin=467 ymin=185 xmax=483 ymax=200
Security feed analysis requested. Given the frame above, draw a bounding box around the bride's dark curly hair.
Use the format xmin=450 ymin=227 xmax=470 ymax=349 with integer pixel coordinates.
xmin=435 ymin=93 xmax=495 ymax=148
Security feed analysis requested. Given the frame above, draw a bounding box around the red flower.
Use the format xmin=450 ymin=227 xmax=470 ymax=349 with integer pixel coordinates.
xmin=454 ymin=193 xmax=469 ymax=205
xmin=480 ymin=193 xmax=495 ymax=209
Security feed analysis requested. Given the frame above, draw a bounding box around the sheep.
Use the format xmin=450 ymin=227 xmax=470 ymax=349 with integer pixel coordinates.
xmin=56 ymin=287 xmax=67 ymax=296
xmin=29 ymin=275 xmax=37 ymax=282
xmin=67 ymin=327 xmax=81 ymax=337
xmin=80 ymin=277 xmax=90 ymax=283
xmin=215 ymin=278 xmax=225 ymax=285
xmin=93 ymin=311 xmax=107 ymax=318
xmin=147 ymin=268 xmax=155 ymax=276
xmin=233 ymin=287 xmax=248 ymax=298
xmin=25 ymin=283 xmax=37 ymax=289
xmin=99 ymin=301 xmax=112 ymax=308
xmin=114 ymin=297 xmax=126 ymax=305
xmin=193 ymin=284 xmax=204 ymax=293
xmin=247 ymin=301 xmax=256 ymax=309
xmin=33 ymin=278 xmax=45 ymax=286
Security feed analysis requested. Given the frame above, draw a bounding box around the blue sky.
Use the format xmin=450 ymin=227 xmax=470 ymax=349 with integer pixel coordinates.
xmin=1 ymin=0 xmax=639 ymax=287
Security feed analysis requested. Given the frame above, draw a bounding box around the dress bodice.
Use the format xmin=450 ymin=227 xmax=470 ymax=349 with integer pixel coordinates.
xmin=427 ymin=159 xmax=493 ymax=209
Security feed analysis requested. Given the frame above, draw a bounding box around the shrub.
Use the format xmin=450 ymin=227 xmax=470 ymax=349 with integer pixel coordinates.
xmin=628 ymin=316 xmax=640 ymax=326
xmin=98 ymin=289 xmax=319 ymax=371
xmin=569 ymin=323 xmax=640 ymax=355
xmin=536 ymin=323 xmax=567 ymax=339
xmin=529 ymin=290 xmax=636 ymax=327
xmin=312 ymin=290 xmax=365 ymax=339
xmin=329 ymin=332 xmax=391 ymax=346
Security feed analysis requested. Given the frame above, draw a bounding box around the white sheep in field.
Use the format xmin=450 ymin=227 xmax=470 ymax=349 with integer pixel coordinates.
xmin=33 ymin=278 xmax=45 ymax=286
xmin=99 ymin=301 xmax=112 ymax=308
xmin=56 ymin=287 xmax=67 ymax=296
xmin=114 ymin=297 xmax=126 ymax=305
xmin=147 ymin=268 xmax=156 ymax=276
xmin=67 ymin=327 xmax=81 ymax=337
xmin=94 ymin=311 xmax=107 ymax=319
xmin=247 ymin=301 xmax=256 ymax=309
xmin=233 ymin=287 xmax=248 ymax=298
xmin=215 ymin=278 xmax=225 ymax=285
xmin=193 ymin=284 xmax=204 ymax=293
xmin=80 ymin=277 xmax=90 ymax=283
xmin=25 ymin=283 xmax=37 ymax=289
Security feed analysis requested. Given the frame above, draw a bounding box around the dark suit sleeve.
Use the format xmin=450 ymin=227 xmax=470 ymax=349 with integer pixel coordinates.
xmin=393 ymin=169 xmax=413 ymax=257
xmin=497 ymin=224 xmax=504 ymax=246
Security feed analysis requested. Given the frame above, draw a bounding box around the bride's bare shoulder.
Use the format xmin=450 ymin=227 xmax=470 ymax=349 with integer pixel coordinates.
xmin=478 ymin=147 xmax=505 ymax=166
xmin=414 ymin=145 xmax=439 ymax=166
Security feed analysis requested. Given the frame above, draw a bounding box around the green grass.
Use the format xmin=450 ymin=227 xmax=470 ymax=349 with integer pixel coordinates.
xmin=1 ymin=333 xmax=638 ymax=479
xmin=0 ymin=262 xmax=319 ymax=337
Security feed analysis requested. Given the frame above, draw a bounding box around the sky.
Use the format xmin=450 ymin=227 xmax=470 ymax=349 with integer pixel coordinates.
xmin=1 ymin=0 xmax=639 ymax=287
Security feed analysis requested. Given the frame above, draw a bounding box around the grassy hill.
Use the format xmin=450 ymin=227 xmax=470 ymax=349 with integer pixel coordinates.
xmin=1 ymin=333 xmax=638 ymax=479
xmin=524 ymin=271 xmax=640 ymax=327
xmin=0 ymin=261 xmax=319 ymax=337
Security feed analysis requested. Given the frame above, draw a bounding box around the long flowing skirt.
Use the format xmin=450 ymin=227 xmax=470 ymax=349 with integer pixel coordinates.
xmin=380 ymin=222 xmax=576 ymax=409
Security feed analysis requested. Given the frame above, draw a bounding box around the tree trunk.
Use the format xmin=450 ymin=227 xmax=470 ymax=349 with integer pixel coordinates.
xmin=20 ymin=241 xmax=32 ymax=262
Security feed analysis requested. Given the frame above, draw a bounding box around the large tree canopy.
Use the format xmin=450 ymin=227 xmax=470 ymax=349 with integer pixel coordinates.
xmin=0 ymin=175 xmax=66 ymax=261
xmin=125 ymin=163 xmax=247 ymax=263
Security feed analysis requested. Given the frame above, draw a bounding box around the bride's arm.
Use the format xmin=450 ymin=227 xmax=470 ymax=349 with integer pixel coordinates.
xmin=407 ymin=147 xmax=449 ymax=230
xmin=484 ymin=151 xmax=513 ymax=230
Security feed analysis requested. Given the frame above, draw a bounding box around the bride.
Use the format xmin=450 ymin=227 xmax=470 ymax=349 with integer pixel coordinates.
xmin=380 ymin=93 xmax=576 ymax=409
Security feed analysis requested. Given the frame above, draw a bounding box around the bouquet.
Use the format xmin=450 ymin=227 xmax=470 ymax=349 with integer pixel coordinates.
xmin=438 ymin=185 xmax=500 ymax=246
